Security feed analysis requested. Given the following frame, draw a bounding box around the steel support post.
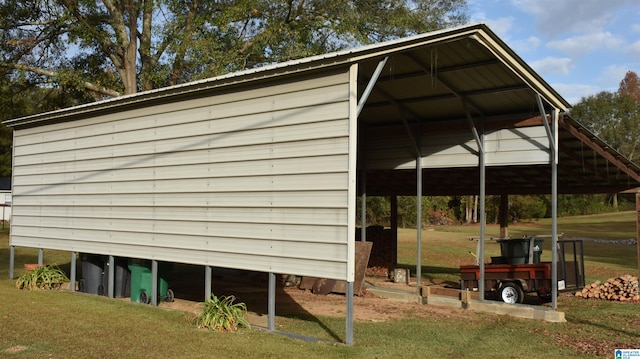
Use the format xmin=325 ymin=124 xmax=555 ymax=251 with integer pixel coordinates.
xmin=38 ymin=248 xmax=43 ymax=266
xmin=205 ymin=266 xmax=212 ymax=301
xmin=268 ymin=272 xmax=276 ymax=331
xmin=466 ymin=109 xmax=486 ymax=300
xmin=537 ymin=94 xmax=559 ymax=311
xmin=108 ymin=255 xmax=115 ymax=298
xmin=70 ymin=252 xmax=76 ymax=292
xmin=9 ymin=245 xmax=14 ymax=279
xmin=550 ymin=110 xmax=559 ymax=311
xmin=346 ymin=281 xmax=354 ymax=345
xmin=151 ymin=260 xmax=158 ymax=306
xmin=478 ymin=130 xmax=486 ymax=300
xmin=416 ymin=137 xmax=422 ymax=290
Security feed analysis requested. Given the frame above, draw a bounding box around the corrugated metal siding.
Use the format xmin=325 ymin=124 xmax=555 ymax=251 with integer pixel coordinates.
xmin=366 ymin=126 xmax=550 ymax=170
xmin=11 ymin=69 xmax=354 ymax=280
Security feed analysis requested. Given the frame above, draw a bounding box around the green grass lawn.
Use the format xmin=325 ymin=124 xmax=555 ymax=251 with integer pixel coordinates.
xmin=1 ymin=212 xmax=639 ymax=358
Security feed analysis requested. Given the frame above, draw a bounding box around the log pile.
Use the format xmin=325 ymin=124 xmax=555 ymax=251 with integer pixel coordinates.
xmin=575 ymin=275 xmax=639 ymax=302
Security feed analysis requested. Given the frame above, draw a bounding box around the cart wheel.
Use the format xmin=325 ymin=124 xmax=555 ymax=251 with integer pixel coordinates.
xmin=500 ymin=282 xmax=524 ymax=304
xmin=139 ymin=291 xmax=150 ymax=304
xmin=78 ymin=279 xmax=86 ymax=293
xmin=165 ymin=289 xmax=175 ymax=303
xmin=97 ymin=284 xmax=105 ymax=296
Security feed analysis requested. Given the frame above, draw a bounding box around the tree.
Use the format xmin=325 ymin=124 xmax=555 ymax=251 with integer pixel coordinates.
xmin=0 ymin=0 xmax=468 ymax=100
xmin=570 ymin=71 xmax=640 ymax=212
xmin=356 ymin=196 xmax=391 ymax=226
xmin=508 ymin=195 xmax=547 ymax=221
xmin=571 ymin=71 xmax=640 ymax=163
xmin=618 ymin=70 xmax=640 ymax=101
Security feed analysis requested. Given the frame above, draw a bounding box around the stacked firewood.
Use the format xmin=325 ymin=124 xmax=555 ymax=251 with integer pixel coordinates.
xmin=575 ymin=275 xmax=639 ymax=302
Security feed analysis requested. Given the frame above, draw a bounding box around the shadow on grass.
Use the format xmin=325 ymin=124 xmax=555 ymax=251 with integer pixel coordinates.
xmin=570 ymin=317 xmax=640 ymax=339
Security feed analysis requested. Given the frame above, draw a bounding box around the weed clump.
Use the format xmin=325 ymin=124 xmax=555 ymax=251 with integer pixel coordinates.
xmin=16 ymin=265 xmax=69 ymax=290
xmin=192 ymin=294 xmax=251 ymax=332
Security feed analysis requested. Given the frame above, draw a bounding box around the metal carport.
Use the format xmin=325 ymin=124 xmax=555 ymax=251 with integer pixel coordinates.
xmin=5 ymin=23 xmax=640 ymax=344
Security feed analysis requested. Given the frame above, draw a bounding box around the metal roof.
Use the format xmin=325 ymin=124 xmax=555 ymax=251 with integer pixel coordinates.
xmin=348 ymin=24 xmax=640 ymax=195
xmin=363 ymin=114 xmax=640 ymax=195
xmin=5 ymin=23 xmax=639 ymax=195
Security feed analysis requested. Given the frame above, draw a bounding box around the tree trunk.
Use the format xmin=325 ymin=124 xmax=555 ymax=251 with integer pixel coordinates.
xmin=102 ymin=0 xmax=140 ymax=95
xmin=465 ymin=195 xmax=475 ymax=223
xmin=139 ymin=0 xmax=155 ymax=91
xmin=499 ymin=194 xmax=509 ymax=237
xmin=472 ymin=195 xmax=478 ymax=223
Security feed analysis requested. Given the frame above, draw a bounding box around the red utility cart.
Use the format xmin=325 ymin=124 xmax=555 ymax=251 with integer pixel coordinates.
xmin=460 ymin=236 xmax=584 ymax=304
xmin=460 ymin=262 xmax=554 ymax=304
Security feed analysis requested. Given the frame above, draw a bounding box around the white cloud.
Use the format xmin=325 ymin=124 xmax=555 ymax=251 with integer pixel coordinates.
xmin=510 ymin=0 xmax=636 ymax=37
xmin=547 ymin=32 xmax=626 ymax=57
xmin=467 ymin=10 xmax=540 ymax=54
xmin=626 ymin=39 xmax=640 ymax=57
xmin=475 ymin=16 xmax=514 ymax=39
xmin=633 ymin=24 xmax=640 ymax=33
xmin=598 ymin=65 xmax=629 ymax=91
xmin=510 ymin=36 xmax=542 ymax=53
xmin=551 ymin=83 xmax=601 ymax=105
xmin=549 ymin=66 xmax=632 ymax=104
xmin=530 ymin=57 xmax=574 ymax=76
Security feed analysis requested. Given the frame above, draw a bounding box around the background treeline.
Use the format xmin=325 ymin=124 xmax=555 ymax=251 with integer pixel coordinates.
xmin=357 ymin=193 xmax=637 ymax=228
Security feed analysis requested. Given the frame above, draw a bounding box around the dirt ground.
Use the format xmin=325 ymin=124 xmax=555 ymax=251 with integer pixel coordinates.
xmin=156 ymin=270 xmax=466 ymax=324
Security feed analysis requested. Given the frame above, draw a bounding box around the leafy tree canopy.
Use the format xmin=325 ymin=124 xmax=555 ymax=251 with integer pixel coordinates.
xmin=571 ymin=71 xmax=640 ymax=163
xmin=0 ymin=0 xmax=468 ymax=101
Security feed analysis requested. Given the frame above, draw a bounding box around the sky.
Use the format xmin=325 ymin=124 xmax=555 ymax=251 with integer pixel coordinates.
xmin=467 ymin=0 xmax=640 ymax=105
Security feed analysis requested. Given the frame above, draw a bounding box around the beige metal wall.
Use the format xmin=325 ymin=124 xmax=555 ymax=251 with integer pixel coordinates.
xmin=366 ymin=126 xmax=550 ymax=170
xmin=10 ymin=68 xmax=355 ymax=280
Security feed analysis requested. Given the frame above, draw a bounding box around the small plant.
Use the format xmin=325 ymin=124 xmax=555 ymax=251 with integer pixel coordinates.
xmin=15 ymin=265 xmax=69 ymax=290
xmin=193 ymin=294 xmax=251 ymax=332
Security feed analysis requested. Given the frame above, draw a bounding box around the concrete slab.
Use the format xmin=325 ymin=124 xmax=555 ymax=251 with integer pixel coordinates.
xmin=367 ymin=284 xmax=566 ymax=323
xmin=466 ymin=300 xmax=566 ymax=322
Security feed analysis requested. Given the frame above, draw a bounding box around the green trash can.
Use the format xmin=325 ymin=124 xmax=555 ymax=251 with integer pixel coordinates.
xmin=128 ymin=259 xmax=174 ymax=304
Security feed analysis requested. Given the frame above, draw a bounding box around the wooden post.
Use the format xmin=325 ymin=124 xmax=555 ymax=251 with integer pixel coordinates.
xmin=499 ymin=194 xmax=509 ymax=238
